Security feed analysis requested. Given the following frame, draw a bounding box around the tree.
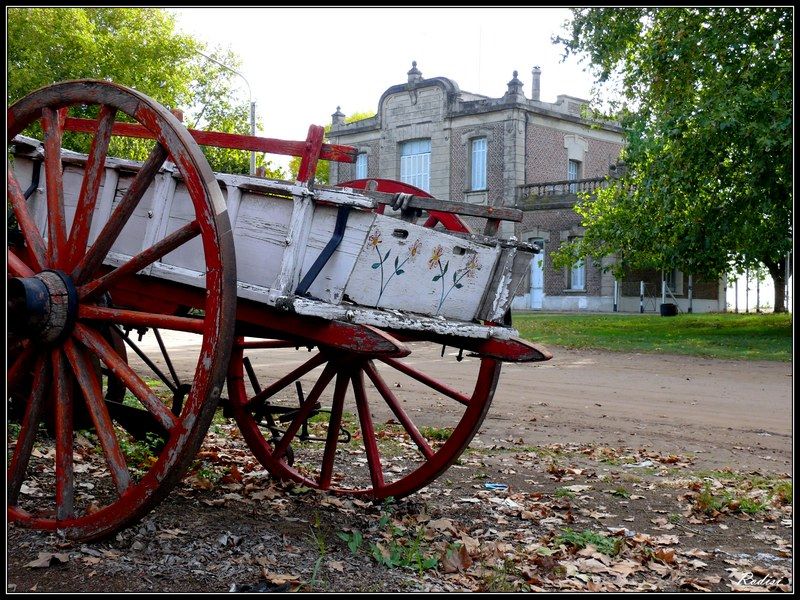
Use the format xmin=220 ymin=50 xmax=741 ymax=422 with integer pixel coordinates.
xmin=553 ymin=8 xmax=792 ymax=311
xmin=288 ymin=111 xmax=376 ymax=184
xmin=7 ymin=7 xmax=284 ymax=177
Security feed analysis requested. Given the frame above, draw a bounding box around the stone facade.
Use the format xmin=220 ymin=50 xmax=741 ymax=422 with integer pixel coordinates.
xmin=327 ymin=63 xmax=724 ymax=313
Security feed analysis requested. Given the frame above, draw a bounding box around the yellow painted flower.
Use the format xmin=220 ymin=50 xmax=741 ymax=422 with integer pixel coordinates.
xmin=409 ymin=239 xmax=422 ymax=258
xmin=465 ymin=255 xmax=480 ymax=277
xmin=368 ymin=229 xmax=382 ymax=247
xmin=428 ymin=245 xmax=444 ymax=269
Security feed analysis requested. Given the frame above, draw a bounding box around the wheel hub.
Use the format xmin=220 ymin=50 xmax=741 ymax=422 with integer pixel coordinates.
xmin=8 ymin=270 xmax=78 ymax=344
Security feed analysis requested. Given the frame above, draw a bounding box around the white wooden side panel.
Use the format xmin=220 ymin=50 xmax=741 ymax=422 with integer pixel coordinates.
xmin=229 ymin=191 xmax=294 ymax=291
xmin=105 ymin=170 xmax=159 ymax=260
xmin=300 ymin=206 xmax=375 ymax=304
xmin=156 ymin=176 xmax=205 ymax=275
xmin=343 ymin=214 xmax=500 ymax=320
xmin=13 ymin=158 xmax=117 ymax=258
xmin=10 ymin=158 xmax=46 ymax=235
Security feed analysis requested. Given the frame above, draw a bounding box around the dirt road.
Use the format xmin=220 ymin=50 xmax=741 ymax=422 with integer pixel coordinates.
xmin=129 ymin=332 xmax=792 ymax=474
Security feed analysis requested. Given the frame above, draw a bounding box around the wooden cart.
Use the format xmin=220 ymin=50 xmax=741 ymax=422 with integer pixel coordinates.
xmin=7 ymin=80 xmax=550 ymax=540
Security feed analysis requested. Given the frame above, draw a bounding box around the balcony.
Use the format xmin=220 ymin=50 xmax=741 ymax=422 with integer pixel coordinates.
xmin=515 ymin=177 xmax=609 ymax=210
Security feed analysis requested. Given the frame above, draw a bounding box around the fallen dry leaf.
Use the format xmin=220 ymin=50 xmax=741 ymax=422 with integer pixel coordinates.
xmin=427 ymin=518 xmax=455 ymax=532
xmin=586 ymin=581 xmax=603 ymax=592
xmin=575 ymin=557 xmax=611 ymax=574
xmin=651 ymin=534 xmax=680 ymax=545
xmin=440 ymin=544 xmax=473 ymax=573
xmin=653 ymin=548 xmax=676 ymax=564
xmin=327 ymin=560 xmax=345 ymax=572
xmin=261 ymin=568 xmax=301 ymax=586
xmin=460 ymin=533 xmax=480 ymax=555
xmin=681 ymin=578 xmax=712 ymax=591
xmin=610 ymin=559 xmax=641 ymax=577
xmin=25 ymin=553 xmax=70 ymax=568
xmin=562 ymin=484 xmax=592 ymax=493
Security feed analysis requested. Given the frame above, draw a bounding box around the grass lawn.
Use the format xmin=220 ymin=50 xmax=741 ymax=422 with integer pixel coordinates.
xmin=513 ymin=312 xmax=792 ymax=362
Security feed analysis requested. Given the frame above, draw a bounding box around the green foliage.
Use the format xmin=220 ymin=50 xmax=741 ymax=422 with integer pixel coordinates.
xmin=369 ymin=527 xmax=438 ymax=574
xmin=737 ymin=497 xmax=767 ymax=516
xmin=420 ymin=426 xmax=453 ymax=442
xmin=288 ymin=111 xmax=375 ymax=184
xmin=554 ymin=487 xmax=576 ymax=499
xmin=554 ymin=8 xmax=792 ymax=310
xmin=694 ymin=482 xmax=767 ymax=516
xmin=609 ymin=486 xmax=631 ymax=499
xmin=8 ymin=422 xmax=22 ymax=439
xmin=482 ymin=558 xmax=527 ymax=592
xmin=339 ymin=502 xmax=437 ymax=575
xmin=7 ymin=7 xmax=285 ymax=178
xmin=118 ymin=431 xmax=163 ymax=472
xmin=337 ymin=529 xmax=364 ymax=554
xmin=771 ymin=481 xmax=792 ymax=505
xmin=554 ymin=528 xmax=622 ymax=556
xmin=513 ymin=312 xmax=791 ymax=362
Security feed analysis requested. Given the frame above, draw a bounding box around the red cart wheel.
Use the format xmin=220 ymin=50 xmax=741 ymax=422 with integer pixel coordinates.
xmin=7 ymin=80 xmax=236 ymax=540
xmin=339 ymin=178 xmax=472 ymax=233
xmin=227 ymin=179 xmax=504 ymax=497
xmin=228 ymin=338 xmax=500 ymax=498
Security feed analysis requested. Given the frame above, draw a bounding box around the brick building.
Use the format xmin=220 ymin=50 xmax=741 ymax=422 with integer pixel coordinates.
xmin=328 ymin=62 xmax=726 ymax=313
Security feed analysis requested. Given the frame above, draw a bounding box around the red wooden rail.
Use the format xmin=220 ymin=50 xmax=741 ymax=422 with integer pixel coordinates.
xmin=62 ymin=117 xmax=357 ymax=165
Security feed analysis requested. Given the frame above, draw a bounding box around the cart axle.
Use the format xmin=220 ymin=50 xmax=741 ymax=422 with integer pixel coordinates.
xmin=8 ymin=270 xmax=78 ymax=344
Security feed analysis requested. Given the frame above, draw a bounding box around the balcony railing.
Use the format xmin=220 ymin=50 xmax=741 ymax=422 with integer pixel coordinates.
xmin=517 ymin=176 xmax=608 ymax=199
xmin=515 ymin=176 xmax=610 ymax=209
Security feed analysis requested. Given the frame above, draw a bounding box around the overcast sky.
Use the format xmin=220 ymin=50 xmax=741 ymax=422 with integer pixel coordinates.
xmin=172 ymin=7 xmax=595 ymax=154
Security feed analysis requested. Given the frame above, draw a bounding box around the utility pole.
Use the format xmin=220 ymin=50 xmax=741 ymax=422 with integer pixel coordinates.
xmin=197 ymin=51 xmax=256 ymax=175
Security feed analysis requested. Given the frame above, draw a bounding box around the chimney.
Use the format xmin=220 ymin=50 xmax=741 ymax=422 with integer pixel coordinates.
xmin=331 ymin=106 xmax=345 ymax=126
xmin=407 ymin=60 xmax=423 ymax=84
xmin=531 ymin=66 xmax=541 ymax=101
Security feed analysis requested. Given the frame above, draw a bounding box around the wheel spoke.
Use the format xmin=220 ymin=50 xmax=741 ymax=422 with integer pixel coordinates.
xmin=52 ymin=348 xmax=75 ymax=520
xmin=78 ymin=220 xmax=201 ymax=300
xmin=318 ymin=371 xmax=349 ymax=489
xmin=73 ymin=142 xmax=168 ymax=283
xmin=245 ymin=352 xmax=328 ymax=409
xmin=41 ymin=107 xmax=68 ymax=267
xmin=153 ymin=328 xmax=182 ymax=390
xmin=379 ymin=356 xmax=471 ymax=406
xmin=66 ymin=104 xmax=117 ymax=270
xmin=114 ymin=326 xmax=178 ymax=394
xmin=8 ymin=249 xmax=35 ymax=277
xmin=78 ymin=304 xmax=205 ymax=334
xmin=8 ymin=167 xmax=47 ymax=271
xmin=352 ymin=368 xmax=385 ymax=491
xmin=363 ymin=361 xmax=434 ymax=460
xmin=8 ymin=355 xmax=50 ymax=504
xmin=72 ymin=323 xmax=178 ymax=432
xmin=273 ymin=363 xmax=337 ymax=460
xmin=64 ymin=339 xmax=131 ymax=495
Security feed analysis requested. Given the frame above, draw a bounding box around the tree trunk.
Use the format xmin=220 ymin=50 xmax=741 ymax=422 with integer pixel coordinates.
xmin=765 ymin=259 xmax=787 ymax=313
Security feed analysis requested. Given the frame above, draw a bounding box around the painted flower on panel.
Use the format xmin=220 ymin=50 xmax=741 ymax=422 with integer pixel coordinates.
xmin=428 ymin=245 xmax=444 ymax=269
xmin=368 ymin=229 xmax=382 ymax=247
xmin=464 ymin=255 xmax=480 ymax=278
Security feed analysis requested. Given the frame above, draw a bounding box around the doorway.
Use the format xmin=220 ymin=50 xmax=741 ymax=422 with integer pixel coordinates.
xmin=530 ymin=239 xmax=545 ymax=310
